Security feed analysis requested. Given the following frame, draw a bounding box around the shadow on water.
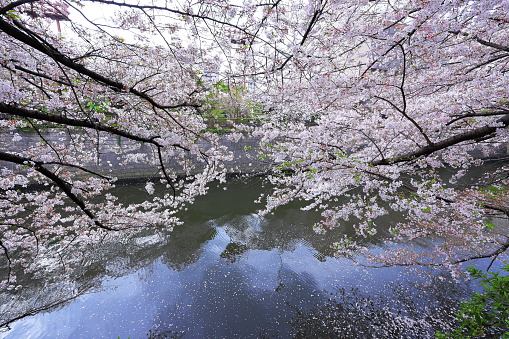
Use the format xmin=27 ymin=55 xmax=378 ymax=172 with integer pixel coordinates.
xmin=0 ymin=177 xmax=479 ymax=338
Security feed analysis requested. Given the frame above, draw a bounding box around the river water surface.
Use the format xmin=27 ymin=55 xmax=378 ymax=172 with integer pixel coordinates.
xmin=0 ymin=177 xmax=492 ymax=338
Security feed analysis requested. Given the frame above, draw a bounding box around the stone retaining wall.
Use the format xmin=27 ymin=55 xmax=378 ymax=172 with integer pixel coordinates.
xmin=0 ymin=129 xmax=271 ymax=179
xmin=1 ymin=129 xmax=507 ymax=180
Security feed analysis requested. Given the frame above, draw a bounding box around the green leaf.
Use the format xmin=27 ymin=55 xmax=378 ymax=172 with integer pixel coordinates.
xmin=485 ymin=222 xmax=496 ymax=229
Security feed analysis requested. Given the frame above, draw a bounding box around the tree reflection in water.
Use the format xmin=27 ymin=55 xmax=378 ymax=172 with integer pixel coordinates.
xmin=0 ymin=179 xmax=480 ymax=338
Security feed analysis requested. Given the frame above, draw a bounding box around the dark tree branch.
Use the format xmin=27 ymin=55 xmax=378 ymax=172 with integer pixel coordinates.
xmin=475 ymin=37 xmax=509 ymax=53
xmin=8 ymin=63 xmax=71 ymax=86
xmin=25 ymin=118 xmax=63 ymax=163
xmin=19 ymin=75 xmax=52 ymax=99
xmin=374 ymin=95 xmax=432 ymax=147
xmin=82 ymin=0 xmax=284 ymax=55
xmin=3 ymin=223 xmax=40 ymax=253
xmin=465 ymin=53 xmax=509 ymax=74
xmin=0 ymin=103 xmax=197 ymax=188
xmin=43 ymin=162 xmax=112 ymax=180
xmin=364 ymin=167 xmax=509 ymax=217
xmin=0 ymin=292 xmax=84 ymax=329
xmin=0 ymin=240 xmax=12 ymax=285
xmin=397 ymin=44 xmax=433 ymax=146
xmin=0 ymin=151 xmax=116 ymax=231
xmin=361 ymin=8 xmax=427 ymax=77
xmin=451 ymin=237 xmax=509 ymax=271
xmin=447 ymin=110 xmax=509 ymax=126
xmin=85 ymin=0 xmax=249 ymax=34
xmin=362 ymin=237 xmax=509 ymax=270
xmin=0 ymin=0 xmax=38 ymax=15
xmin=0 ymin=17 xmax=198 ymax=110
xmin=234 ymin=0 xmax=325 ymax=76
xmin=250 ymin=0 xmax=282 ymax=48
xmin=372 ymin=113 xmax=509 ymax=165
xmin=0 ymin=102 xmax=166 ymax=147
xmin=450 ymin=30 xmax=509 ymax=53
xmin=156 ymin=145 xmax=176 ymax=201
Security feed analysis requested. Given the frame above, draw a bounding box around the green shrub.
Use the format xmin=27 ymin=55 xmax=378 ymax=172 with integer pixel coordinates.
xmin=436 ymin=263 xmax=509 ymax=338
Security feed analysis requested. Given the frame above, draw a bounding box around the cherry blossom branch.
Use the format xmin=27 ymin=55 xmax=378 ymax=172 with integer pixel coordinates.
xmin=450 ymin=30 xmax=509 ymax=53
xmin=476 ymin=38 xmax=509 ymax=52
xmin=25 ymin=118 xmax=64 ymax=163
xmin=1 ymin=223 xmax=40 ymax=253
xmin=465 ymin=53 xmax=509 ymax=74
xmin=82 ymin=0 xmax=289 ymax=59
xmin=42 ymin=162 xmax=112 ymax=180
xmin=234 ymin=0 xmax=326 ymax=76
xmin=398 ymin=44 xmax=433 ymax=146
xmin=0 ymin=151 xmax=116 ymax=231
xmin=372 ymin=113 xmax=509 ymax=165
xmin=0 ymin=103 xmax=194 ymax=188
xmin=250 ymin=0 xmax=282 ymax=48
xmin=0 ymin=292 xmax=84 ymax=329
xmin=357 ymin=236 xmax=509 ymax=270
xmin=447 ymin=110 xmax=509 ymax=126
xmin=0 ymin=17 xmax=199 ymax=110
xmin=84 ymin=0 xmax=253 ymax=36
xmin=362 ymin=167 xmax=509 ymax=218
xmin=0 ymin=0 xmax=38 ymax=15
xmin=19 ymin=75 xmax=52 ymax=99
xmin=374 ymin=95 xmax=432 ymax=146
xmin=451 ymin=237 xmax=509 ymax=271
xmin=4 ymin=63 xmax=71 ymax=87
xmin=156 ymin=145 xmax=176 ymax=200
xmin=0 ymin=103 xmax=172 ymax=148
xmin=361 ymin=27 xmax=417 ymax=77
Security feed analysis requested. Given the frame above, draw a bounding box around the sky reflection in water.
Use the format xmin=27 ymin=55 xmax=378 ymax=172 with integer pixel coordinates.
xmin=2 ymin=179 xmax=476 ymax=338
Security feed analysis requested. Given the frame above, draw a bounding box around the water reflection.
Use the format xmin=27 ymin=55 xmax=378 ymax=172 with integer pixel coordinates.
xmin=289 ymin=278 xmax=468 ymax=338
xmin=220 ymin=242 xmax=249 ymax=264
xmin=0 ymin=178 xmax=474 ymax=338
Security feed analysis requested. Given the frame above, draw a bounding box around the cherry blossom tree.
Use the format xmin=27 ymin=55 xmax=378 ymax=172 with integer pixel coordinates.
xmin=0 ymin=0 xmax=508 ymax=291
xmin=0 ymin=0 xmax=242 ymax=289
xmin=244 ymin=0 xmax=509 ymax=272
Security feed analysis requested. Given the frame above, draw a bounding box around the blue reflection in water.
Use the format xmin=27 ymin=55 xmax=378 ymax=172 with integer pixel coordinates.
xmin=1 ymin=181 xmax=478 ymax=339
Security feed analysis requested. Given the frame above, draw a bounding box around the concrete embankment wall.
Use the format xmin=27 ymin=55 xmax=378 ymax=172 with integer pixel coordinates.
xmin=1 ymin=129 xmax=507 ymax=180
xmin=0 ymin=129 xmax=271 ymax=179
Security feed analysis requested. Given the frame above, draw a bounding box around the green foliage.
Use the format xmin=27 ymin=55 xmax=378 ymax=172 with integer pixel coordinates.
xmin=84 ymin=99 xmax=111 ymax=115
xmin=481 ymin=185 xmax=509 ymax=197
xmin=247 ymin=102 xmax=264 ymax=115
xmin=276 ymin=160 xmax=296 ymax=171
xmin=209 ymin=108 xmax=225 ymax=118
xmin=484 ymin=222 xmax=496 ymax=230
xmin=201 ymin=80 xmax=265 ymax=121
xmin=3 ymin=10 xmax=20 ymax=19
xmin=201 ymin=126 xmax=231 ymax=135
xmin=212 ymin=81 xmax=230 ymax=93
xmin=436 ymin=264 xmax=509 ymax=338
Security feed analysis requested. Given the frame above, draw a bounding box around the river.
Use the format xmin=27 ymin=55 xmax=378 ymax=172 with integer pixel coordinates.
xmin=0 ymin=177 xmax=496 ymax=338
